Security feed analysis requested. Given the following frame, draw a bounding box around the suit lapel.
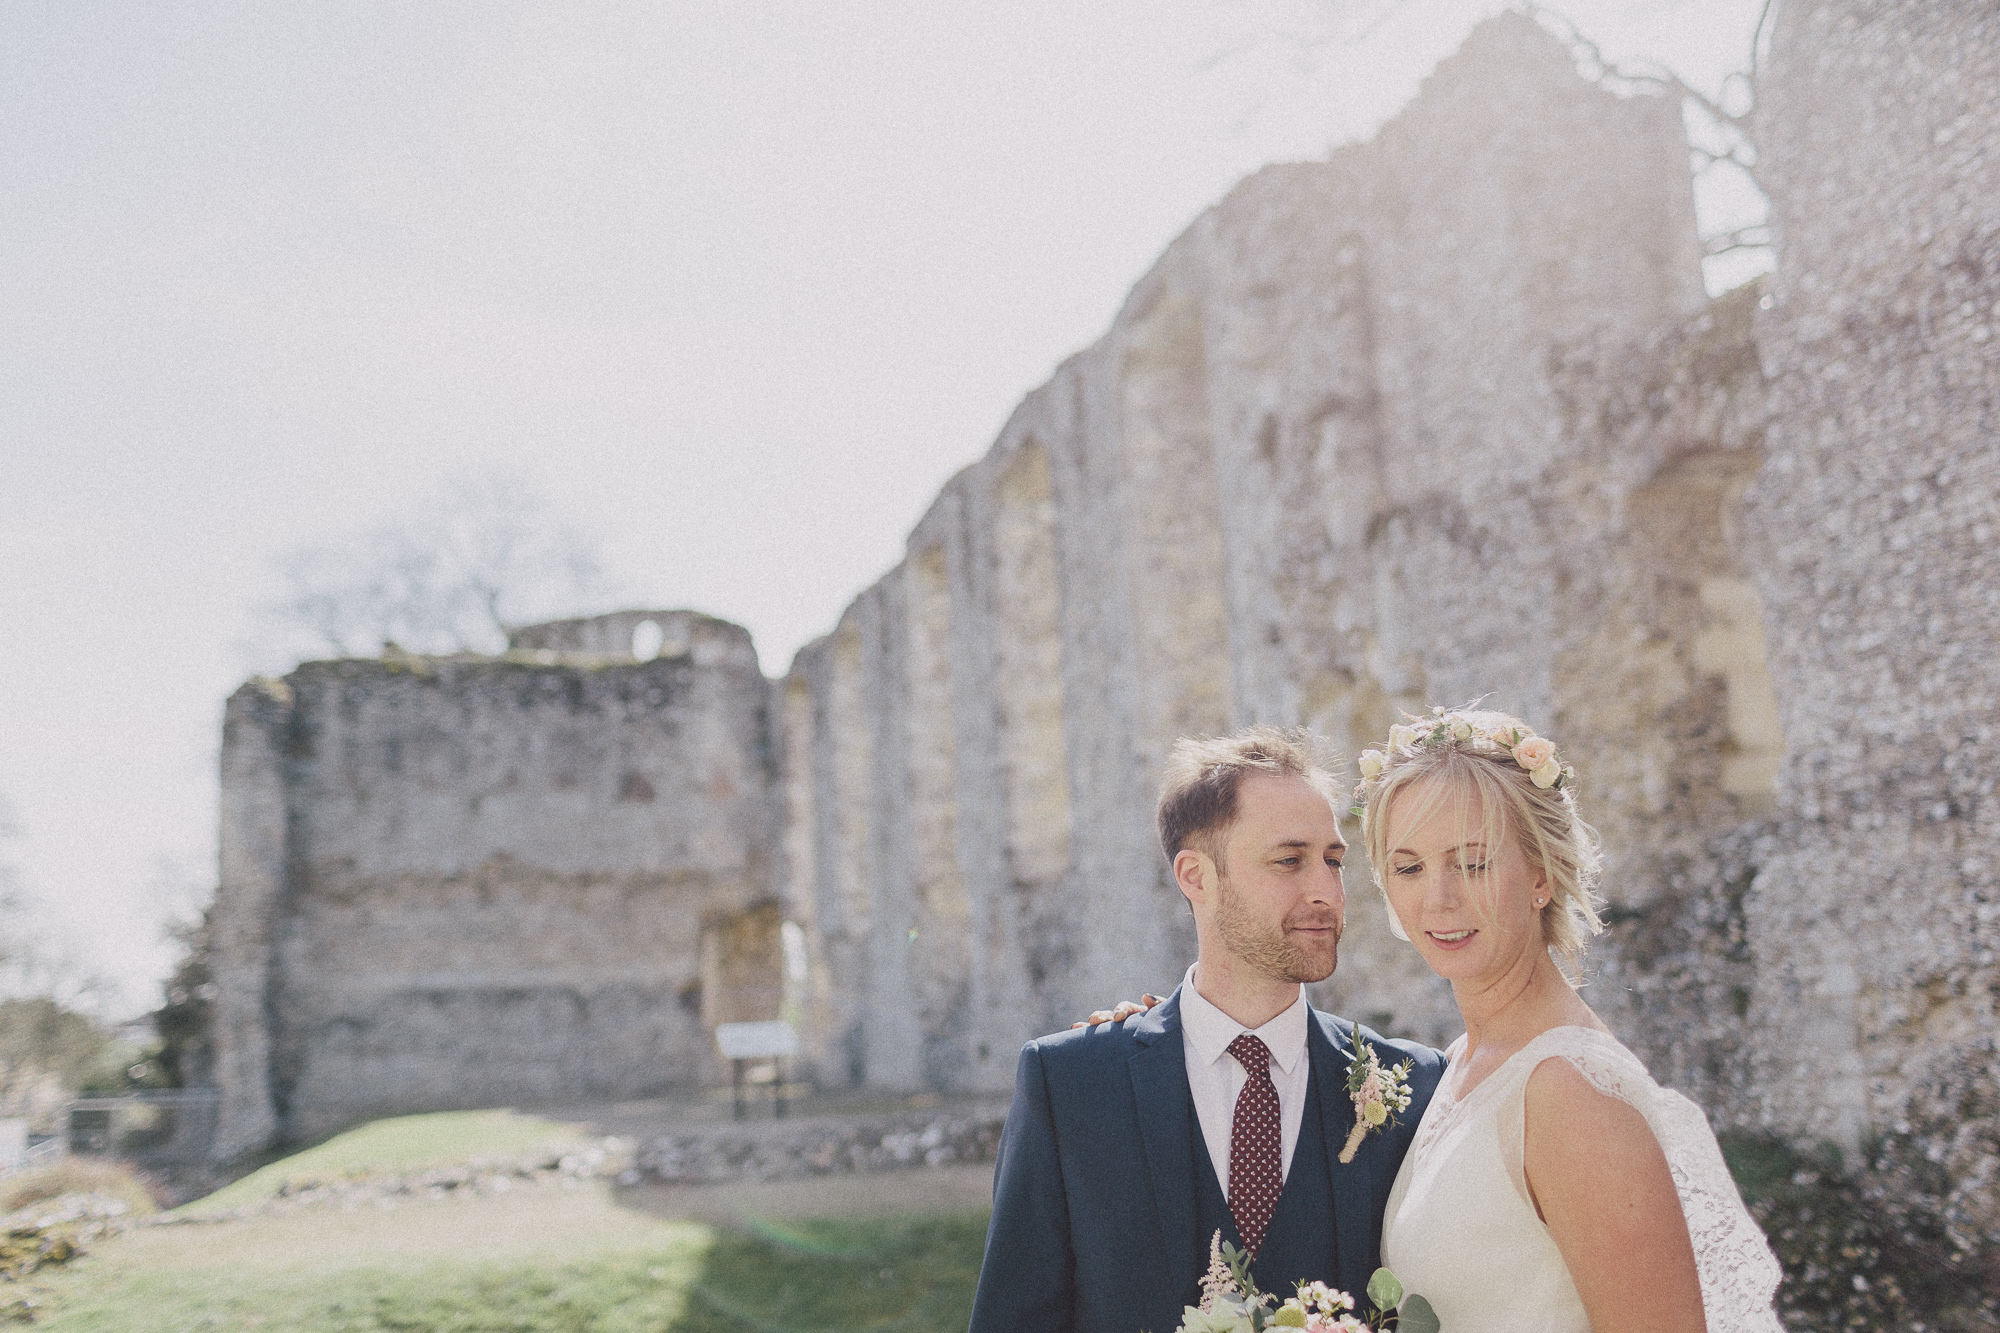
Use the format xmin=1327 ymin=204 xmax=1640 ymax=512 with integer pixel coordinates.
xmin=1310 ymin=1010 xmax=1379 ymax=1298
xmin=1128 ymin=987 xmax=1201 ymax=1296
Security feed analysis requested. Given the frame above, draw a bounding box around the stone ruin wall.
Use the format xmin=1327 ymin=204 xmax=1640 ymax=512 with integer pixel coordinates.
xmin=1747 ymin=0 xmax=2000 ymax=1258
xmin=211 ymin=610 xmax=777 ymax=1157
xmin=774 ymin=14 xmax=1779 ymax=1108
xmin=774 ymin=5 xmax=1998 ymax=1266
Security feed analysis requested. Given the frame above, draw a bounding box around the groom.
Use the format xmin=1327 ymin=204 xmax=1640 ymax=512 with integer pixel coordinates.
xmin=968 ymin=727 xmax=1445 ymax=1332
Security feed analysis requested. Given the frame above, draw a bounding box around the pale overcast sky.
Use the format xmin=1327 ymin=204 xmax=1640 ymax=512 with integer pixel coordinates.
xmin=0 ymin=0 xmax=1767 ymax=1014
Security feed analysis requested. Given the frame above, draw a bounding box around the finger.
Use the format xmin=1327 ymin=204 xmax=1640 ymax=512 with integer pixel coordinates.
xmin=1141 ymin=993 xmax=1163 ymax=1007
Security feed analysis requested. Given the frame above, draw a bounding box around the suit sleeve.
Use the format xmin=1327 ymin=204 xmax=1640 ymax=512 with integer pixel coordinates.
xmin=968 ymin=1041 xmax=1076 ymax=1333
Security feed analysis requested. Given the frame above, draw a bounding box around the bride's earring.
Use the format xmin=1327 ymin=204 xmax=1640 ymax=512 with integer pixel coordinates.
xmin=1534 ymin=896 xmax=1547 ymax=907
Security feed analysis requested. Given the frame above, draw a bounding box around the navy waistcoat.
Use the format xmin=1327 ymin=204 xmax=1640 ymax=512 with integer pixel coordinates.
xmin=1190 ymin=1068 xmax=1342 ymax=1299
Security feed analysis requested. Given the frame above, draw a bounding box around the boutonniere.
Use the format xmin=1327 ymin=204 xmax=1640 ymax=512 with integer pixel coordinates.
xmin=1338 ymin=1044 xmax=1415 ymax=1164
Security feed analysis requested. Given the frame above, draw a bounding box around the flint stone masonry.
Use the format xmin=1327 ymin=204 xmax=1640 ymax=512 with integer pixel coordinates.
xmin=211 ymin=611 xmax=777 ymax=1157
xmin=775 ymin=14 xmax=1760 ymax=1106
xmin=1747 ymin=0 xmax=2000 ymax=1259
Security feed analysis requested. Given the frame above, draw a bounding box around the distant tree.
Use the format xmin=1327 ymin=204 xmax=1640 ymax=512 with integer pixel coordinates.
xmin=0 ymin=997 xmax=109 ymax=1115
xmin=0 ymin=794 xmax=120 ymax=1014
xmin=151 ymin=909 xmax=215 ymax=1090
xmin=0 ymin=795 xmax=22 ymax=982
xmin=255 ymin=474 xmax=620 ymax=661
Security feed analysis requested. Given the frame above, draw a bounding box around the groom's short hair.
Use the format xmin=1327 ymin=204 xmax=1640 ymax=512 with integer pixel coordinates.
xmin=1156 ymin=726 xmax=1339 ymax=869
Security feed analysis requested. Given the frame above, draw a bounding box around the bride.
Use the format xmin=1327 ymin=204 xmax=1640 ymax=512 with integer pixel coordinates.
xmin=1090 ymin=709 xmax=1783 ymax=1331
xmin=1352 ymin=708 xmax=1780 ymax=1332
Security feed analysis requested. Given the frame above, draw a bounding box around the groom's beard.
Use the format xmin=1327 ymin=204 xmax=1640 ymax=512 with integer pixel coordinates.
xmin=1214 ymin=873 xmax=1342 ymax=984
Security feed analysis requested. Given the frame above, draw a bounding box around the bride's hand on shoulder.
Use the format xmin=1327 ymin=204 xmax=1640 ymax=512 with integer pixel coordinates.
xmin=1524 ymin=1058 xmax=1706 ymax=1333
xmin=1070 ymin=993 xmax=1164 ymax=1029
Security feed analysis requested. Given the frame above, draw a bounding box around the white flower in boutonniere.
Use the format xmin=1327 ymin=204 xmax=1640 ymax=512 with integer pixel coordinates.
xmin=1338 ymin=1043 xmax=1415 ymax=1165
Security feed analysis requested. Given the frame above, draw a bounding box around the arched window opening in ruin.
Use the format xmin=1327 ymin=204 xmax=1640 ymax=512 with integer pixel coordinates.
xmin=631 ymin=619 xmax=665 ymax=661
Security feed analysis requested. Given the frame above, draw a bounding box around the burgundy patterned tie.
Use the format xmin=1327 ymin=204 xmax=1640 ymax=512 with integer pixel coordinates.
xmin=1226 ymin=1033 xmax=1283 ymax=1257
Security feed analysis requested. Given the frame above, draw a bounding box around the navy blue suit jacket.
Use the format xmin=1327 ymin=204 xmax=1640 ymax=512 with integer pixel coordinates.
xmin=968 ymin=987 xmax=1445 ymax=1333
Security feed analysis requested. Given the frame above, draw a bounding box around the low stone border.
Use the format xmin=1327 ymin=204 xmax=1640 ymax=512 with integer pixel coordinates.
xmin=154 ymin=1141 xmax=632 ymax=1225
xmin=628 ymin=1107 xmax=1008 ymax=1186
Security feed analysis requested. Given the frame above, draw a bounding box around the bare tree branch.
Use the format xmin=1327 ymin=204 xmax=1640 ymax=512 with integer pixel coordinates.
xmin=1705 ymin=226 xmax=1776 ymax=257
xmin=1750 ymin=0 xmax=1779 ymax=84
xmin=1526 ymin=1 xmax=1774 ymax=284
xmin=1529 ymin=4 xmax=1749 ymax=127
xmin=254 ymin=475 xmax=621 ymax=663
xmin=0 ymin=801 xmax=118 ymax=1014
xmin=1689 ymin=144 xmax=1759 ymax=173
xmin=0 ymin=797 xmax=22 ymax=988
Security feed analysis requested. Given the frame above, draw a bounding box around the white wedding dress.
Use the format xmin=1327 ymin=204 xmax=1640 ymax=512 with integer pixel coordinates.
xmin=1380 ymin=1026 xmax=1783 ymax=1332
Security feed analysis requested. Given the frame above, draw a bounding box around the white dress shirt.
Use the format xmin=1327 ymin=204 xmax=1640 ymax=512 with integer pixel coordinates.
xmin=1178 ymin=961 xmax=1312 ymax=1196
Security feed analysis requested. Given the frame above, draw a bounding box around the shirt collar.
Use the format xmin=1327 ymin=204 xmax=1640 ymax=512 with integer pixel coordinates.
xmin=1179 ymin=961 xmax=1310 ymax=1076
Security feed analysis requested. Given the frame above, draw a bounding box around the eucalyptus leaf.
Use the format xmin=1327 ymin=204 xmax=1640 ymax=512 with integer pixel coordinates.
xmin=1397 ymin=1294 xmax=1440 ymax=1333
xmin=1366 ymin=1268 xmax=1403 ymax=1311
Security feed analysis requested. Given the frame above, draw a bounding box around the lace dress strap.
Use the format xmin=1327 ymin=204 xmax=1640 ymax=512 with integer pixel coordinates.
xmin=1520 ymin=1028 xmax=1784 ymax=1333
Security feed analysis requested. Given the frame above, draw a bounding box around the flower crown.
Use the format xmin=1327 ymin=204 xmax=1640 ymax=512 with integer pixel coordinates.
xmin=1352 ymin=707 xmax=1574 ymax=810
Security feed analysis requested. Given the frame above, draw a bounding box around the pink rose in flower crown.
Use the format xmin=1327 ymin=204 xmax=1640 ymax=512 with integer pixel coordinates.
xmin=1512 ymin=735 xmax=1555 ymax=772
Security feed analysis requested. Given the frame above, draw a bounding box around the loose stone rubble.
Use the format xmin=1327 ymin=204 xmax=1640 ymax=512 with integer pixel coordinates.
xmin=157 ymin=1142 xmax=631 ymax=1224
xmin=629 ymin=1107 xmax=1007 ymax=1186
xmin=0 ymin=1193 xmax=130 ymax=1280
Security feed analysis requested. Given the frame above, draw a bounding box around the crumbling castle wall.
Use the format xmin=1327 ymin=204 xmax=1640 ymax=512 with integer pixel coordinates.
xmin=773 ymin=16 xmax=1786 ymax=1115
xmin=1747 ymin=0 xmax=2000 ymax=1263
xmin=764 ymin=3 xmax=1999 ymax=1288
xmin=212 ymin=611 xmax=775 ymax=1156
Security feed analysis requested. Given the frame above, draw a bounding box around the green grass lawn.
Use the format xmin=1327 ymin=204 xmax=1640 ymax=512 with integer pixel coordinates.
xmin=21 ymin=1109 xmax=993 ymax=1331
xmin=25 ymin=1204 xmax=989 ymax=1332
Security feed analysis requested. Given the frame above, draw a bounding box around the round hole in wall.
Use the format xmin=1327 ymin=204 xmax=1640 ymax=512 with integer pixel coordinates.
xmin=631 ymin=619 xmax=665 ymax=661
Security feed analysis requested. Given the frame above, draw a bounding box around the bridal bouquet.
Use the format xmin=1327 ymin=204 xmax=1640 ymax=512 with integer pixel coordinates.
xmin=1174 ymin=1232 xmax=1438 ymax=1333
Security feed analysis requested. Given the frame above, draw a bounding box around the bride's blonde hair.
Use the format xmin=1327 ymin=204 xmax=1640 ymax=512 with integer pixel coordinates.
xmin=1356 ymin=707 xmax=1604 ymax=968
